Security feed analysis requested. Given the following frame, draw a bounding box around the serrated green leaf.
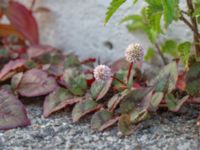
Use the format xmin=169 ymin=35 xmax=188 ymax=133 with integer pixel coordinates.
xmin=104 ymin=0 xmax=126 ymax=25
xmin=178 ymin=42 xmax=191 ymax=66
xmin=161 ymin=0 xmax=180 ymax=27
xmin=120 ymin=15 xmax=142 ymax=24
xmin=161 ymin=40 xmax=178 ymax=57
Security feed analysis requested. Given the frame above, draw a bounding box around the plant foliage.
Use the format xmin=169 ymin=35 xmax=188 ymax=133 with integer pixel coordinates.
xmin=0 ymin=0 xmax=199 ymax=136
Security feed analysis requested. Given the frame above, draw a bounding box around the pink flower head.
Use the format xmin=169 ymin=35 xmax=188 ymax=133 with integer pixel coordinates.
xmin=94 ymin=65 xmax=112 ymax=81
xmin=125 ymin=43 xmax=144 ymax=63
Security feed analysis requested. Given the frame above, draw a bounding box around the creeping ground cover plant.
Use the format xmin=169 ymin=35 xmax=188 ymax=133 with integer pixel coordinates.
xmin=0 ymin=0 xmax=199 ymax=136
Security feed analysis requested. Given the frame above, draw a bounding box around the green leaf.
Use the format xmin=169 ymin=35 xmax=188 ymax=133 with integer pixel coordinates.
xmin=161 ymin=40 xmax=178 ymax=57
xmin=104 ymin=0 xmax=126 ymax=25
xmin=43 ymin=88 xmax=82 ymax=117
xmin=91 ymin=110 xmax=113 ymax=131
xmin=120 ymin=15 xmax=142 ymax=24
xmin=107 ymin=90 xmax=129 ymax=112
xmin=120 ymin=96 xmax=135 ymax=114
xmin=145 ymin=0 xmax=163 ymax=9
xmin=130 ymin=109 xmax=149 ymax=124
xmin=150 ymin=92 xmax=164 ymax=109
xmin=186 ymin=62 xmax=200 ymax=96
xmin=150 ymin=12 xmax=162 ymax=33
xmin=63 ymin=68 xmax=86 ymax=96
xmin=152 ymin=62 xmax=178 ymax=93
xmin=90 ymin=79 xmax=112 ymax=101
xmin=166 ymin=94 xmax=189 ymax=112
xmin=178 ymin=42 xmax=191 ymax=66
xmin=63 ymin=68 xmax=79 ymax=84
xmin=68 ymin=75 xmax=88 ymax=96
xmin=119 ymin=88 xmax=152 ymax=114
xmin=161 ymin=0 xmax=180 ymax=27
xmin=133 ymin=0 xmax=138 ymax=4
xmin=72 ymin=99 xmax=100 ymax=122
xmin=144 ymin=48 xmax=155 ymax=61
xmin=64 ymin=54 xmax=80 ymax=69
xmin=118 ymin=114 xmax=132 ymax=135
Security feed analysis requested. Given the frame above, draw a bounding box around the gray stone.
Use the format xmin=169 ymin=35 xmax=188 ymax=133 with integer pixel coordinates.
xmin=0 ymin=101 xmax=199 ymax=150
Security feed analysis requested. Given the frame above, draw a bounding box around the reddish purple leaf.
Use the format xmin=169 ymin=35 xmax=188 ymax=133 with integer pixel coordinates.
xmin=18 ymin=69 xmax=57 ymax=97
xmin=43 ymin=88 xmax=82 ymax=117
xmin=0 ymin=59 xmax=26 ymax=81
xmin=6 ymin=1 xmax=39 ymax=44
xmin=28 ymin=45 xmax=56 ymax=59
xmin=0 ymin=89 xmax=30 ymax=130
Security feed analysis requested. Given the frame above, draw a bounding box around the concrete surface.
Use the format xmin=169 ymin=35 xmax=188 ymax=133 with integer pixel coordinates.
xmin=17 ymin=0 xmax=192 ymax=62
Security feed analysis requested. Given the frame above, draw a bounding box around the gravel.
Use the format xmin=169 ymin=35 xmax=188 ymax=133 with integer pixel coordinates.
xmin=0 ymin=101 xmax=199 ymax=150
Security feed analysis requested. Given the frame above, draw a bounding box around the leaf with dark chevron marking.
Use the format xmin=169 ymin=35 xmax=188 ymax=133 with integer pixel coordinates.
xmin=151 ymin=62 xmax=178 ymax=93
xmin=107 ymin=90 xmax=129 ymax=112
xmin=72 ymin=99 xmax=102 ymax=122
xmin=91 ymin=110 xmax=113 ymax=130
xmin=90 ymin=79 xmax=112 ymax=101
xmin=118 ymin=114 xmax=132 ymax=136
xmin=43 ymin=87 xmax=83 ymax=117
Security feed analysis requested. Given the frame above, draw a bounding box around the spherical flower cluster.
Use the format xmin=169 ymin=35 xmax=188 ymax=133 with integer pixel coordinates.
xmin=94 ymin=65 xmax=112 ymax=81
xmin=125 ymin=43 xmax=144 ymax=63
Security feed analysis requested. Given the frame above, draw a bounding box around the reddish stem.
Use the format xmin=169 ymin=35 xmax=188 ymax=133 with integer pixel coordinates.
xmin=112 ymin=76 xmax=127 ymax=86
xmin=127 ymin=62 xmax=133 ymax=83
